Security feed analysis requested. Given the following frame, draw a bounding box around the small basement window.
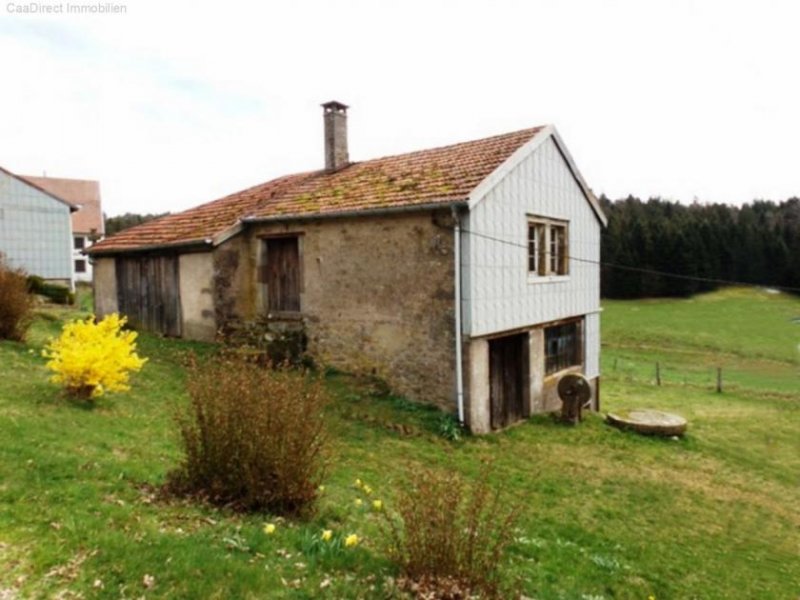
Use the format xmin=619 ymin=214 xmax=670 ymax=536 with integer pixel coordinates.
xmin=74 ymin=259 xmax=87 ymax=273
xmin=527 ymin=217 xmax=569 ymax=276
xmin=545 ymin=320 xmax=582 ymax=374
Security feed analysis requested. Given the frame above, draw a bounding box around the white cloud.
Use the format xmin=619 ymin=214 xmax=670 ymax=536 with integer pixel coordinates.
xmin=0 ymin=0 xmax=798 ymax=216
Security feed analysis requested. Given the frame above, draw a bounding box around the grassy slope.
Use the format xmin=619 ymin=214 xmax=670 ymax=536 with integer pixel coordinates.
xmin=0 ymin=288 xmax=798 ymax=599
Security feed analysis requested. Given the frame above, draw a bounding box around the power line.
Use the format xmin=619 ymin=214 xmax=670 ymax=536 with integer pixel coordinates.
xmin=461 ymin=228 xmax=800 ymax=294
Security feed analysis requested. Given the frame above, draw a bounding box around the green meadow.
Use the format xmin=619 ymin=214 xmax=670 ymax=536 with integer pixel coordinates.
xmin=0 ymin=287 xmax=798 ymax=599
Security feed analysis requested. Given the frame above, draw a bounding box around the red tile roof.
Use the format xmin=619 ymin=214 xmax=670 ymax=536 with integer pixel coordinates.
xmin=22 ymin=176 xmax=104 ymax=235
xmin=89 ymin=126 xmax=544 ymax=254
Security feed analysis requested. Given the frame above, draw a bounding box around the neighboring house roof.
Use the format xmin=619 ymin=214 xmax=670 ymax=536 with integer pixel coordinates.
xmin=0 ymin=165 xmax=78 ymax=211
xmin=90 ymin=125 xmax=604 ymax=255
xmin=21 ymin=175 xmax=104 ymax=235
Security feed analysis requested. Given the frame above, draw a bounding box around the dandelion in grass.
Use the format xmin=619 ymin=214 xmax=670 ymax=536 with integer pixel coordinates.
xmin=344 ymin=534 xmax=359 ymax=548
xmin=372 ymin=499 xmax=383 ymax=511
xmin=263 ymin=523 xmax=276 ymax=535
xmin=321 ymin=529 xmax=333 ymax=542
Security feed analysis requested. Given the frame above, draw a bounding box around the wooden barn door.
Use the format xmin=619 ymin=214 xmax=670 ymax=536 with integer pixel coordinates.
xmin=265 ymin=237 xmax=300 ymax=313
xmin=489 ymin=333 xmax=528 ymax=429
xmin=116 ymin=254 xmax=181 ymax=337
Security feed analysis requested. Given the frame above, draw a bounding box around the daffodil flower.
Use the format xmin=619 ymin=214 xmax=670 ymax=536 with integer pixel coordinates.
xmin=321 ymin=529 xmax=333 ymax=542
xmin=344 ymin=533 xmax=359 ymax=547
xmin=363 ymin=485 xmax=373 ymax=495
xmin=263 ymin=523 xmax=276 ymax=535
xmin=372 ymin=499 xmax=383 ymax=511
xmin=354 ymin=498 xmax=363 ymax=508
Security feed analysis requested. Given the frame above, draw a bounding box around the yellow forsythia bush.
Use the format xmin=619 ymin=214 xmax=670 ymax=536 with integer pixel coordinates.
xmin=44 ymin=314 xmax=147 ymax=399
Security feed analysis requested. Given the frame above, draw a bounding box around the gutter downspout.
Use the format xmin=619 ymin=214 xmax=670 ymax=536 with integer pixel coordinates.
xmin=452 ymin=206 xmax=465 ymax=426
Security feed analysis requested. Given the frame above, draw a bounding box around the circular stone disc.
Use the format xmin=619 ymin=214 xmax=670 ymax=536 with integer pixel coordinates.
xmin=558 ymin=373 xmax=592 ymax=405
xmin=606 ymin=409 xmax=688 ymax=437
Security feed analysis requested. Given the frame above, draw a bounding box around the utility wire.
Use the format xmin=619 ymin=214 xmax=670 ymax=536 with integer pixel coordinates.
xmin=461 ymin=228 xmax=800 ymax=294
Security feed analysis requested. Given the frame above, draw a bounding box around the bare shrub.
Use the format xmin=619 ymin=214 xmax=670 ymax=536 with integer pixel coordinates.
xmin=384 ymin=463 xmax=519 ymax=599
xmin=0 ymin=257 xmax=33 ymax=341
xmin=168 ymin=355 xmax=328 ymax=515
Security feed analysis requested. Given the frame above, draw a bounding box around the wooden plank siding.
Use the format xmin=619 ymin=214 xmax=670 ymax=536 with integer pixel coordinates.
xmin=264 ymin=236 xmax=301 ymax=313
xmin=115 ymin=254 xmax=182 ymax=336
xmin=489 ymin=332 xmax=528 ymax=429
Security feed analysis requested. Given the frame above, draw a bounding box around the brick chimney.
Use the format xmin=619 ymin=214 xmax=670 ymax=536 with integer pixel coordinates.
xmin=322 ymin=100 xmax=349 ymax=171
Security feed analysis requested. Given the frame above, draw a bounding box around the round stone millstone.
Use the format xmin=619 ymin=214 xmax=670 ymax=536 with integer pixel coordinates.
xmin=606 ymin=409 xmax=688 ymax=437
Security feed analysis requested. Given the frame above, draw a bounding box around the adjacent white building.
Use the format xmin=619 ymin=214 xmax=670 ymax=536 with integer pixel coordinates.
xmin=21 ymin=175 xmax=104 ymax=284
xmin=0 ymin=166 xmax=76 ymax=287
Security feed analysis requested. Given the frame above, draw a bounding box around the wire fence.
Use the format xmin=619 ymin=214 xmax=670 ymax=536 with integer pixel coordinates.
xmin=601 ymin=348 xmax=800 ymax=398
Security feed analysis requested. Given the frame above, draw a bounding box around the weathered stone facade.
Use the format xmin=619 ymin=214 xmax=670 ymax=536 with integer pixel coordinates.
xmin=213 ymin=210 xmax=458 ymax=410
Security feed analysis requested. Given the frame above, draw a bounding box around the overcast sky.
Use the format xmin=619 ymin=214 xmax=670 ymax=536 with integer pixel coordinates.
xmin=0 ymin=0 xmax=798 ymax=216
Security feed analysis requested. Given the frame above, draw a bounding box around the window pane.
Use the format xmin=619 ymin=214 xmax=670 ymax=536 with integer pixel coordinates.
xmin=74 ymin=236 xmax=85 ymax=250
xmin=74 ymin=259 xmax=86 ymax=273
xmin=537 ymin=225 xmax=546 ymax=275
xmin=545 ymin=321 xmax=581 ymax=374
xmin=556 ymin=226 xmax=567 ymax=274
xmin=528 ymin=225 xmax=537 ymax=272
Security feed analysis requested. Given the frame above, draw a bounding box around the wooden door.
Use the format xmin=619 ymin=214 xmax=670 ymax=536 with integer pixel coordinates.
xmin=265 ymin=237 xmax=300 ymax=313
xmin=489 ymin=333 xmax=528 ymax=429
xmin=116 ymin=254 xmax=181 ymax=337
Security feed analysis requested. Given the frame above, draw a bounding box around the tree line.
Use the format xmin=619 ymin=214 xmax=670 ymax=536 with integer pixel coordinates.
xmin=104 ymin=212 xmax=169 ymax=236
xmin=103 ymin=197 xmax=800 ymax=300
xmin=600 ymin=196 xmax=800 ymax=298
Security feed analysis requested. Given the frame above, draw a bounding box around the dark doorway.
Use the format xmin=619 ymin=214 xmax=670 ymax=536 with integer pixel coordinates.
xmin=489 ymin=333 xmax=528 ymax=429
xmin=116 ymin=254 xmax=181 ymax=337
xmin=264 ymin=236 xmax=301 ymax=313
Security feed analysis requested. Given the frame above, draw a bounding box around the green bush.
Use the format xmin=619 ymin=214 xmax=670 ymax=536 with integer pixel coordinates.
xmin=383 ymin=464 xmax=519 ymax=599
xmin=27 ymin=276 xmax=74 ymax=305
xmin=168 ymin=355 xmax=329 ymax=515
xmin=0 ymin=257 xmax=33 ymax=341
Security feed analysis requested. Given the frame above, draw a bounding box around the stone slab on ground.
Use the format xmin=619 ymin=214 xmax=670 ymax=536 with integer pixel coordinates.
xmin=606 ymin=409 xmax=688 ymax=437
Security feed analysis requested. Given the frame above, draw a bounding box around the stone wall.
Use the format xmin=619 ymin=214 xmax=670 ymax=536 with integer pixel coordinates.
xmin=92 ymin=257 xmax=118 ymax=317
xmin=93 ymin=253 xmax=216 ymax=341
xmin=178 ymin=252 xmax=216 ymax=341
xmin=215 ymin=210 xmax=457 ymax=410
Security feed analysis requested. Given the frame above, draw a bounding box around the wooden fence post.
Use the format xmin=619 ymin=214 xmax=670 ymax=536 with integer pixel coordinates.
xmin=656 ymin=362 xmax=661 ymax=386
xmin=716 ymin=367 xmax=722 ymax=393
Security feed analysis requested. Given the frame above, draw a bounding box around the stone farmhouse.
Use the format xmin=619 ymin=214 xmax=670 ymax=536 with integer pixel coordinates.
xmin=88 ymin=102 xmax=607 ymax=433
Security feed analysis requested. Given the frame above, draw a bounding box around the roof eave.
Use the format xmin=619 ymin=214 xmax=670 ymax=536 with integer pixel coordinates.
xmin=86 ymin=237 xmax=212 ymax=257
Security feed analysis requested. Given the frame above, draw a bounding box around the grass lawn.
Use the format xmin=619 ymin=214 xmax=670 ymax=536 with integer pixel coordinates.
xmin=0 ymin=288 xmax=798 ymax=599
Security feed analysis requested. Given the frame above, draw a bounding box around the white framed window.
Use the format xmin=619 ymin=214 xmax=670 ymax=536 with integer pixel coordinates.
xmin=527 ymin=217 xmax=569 ymax=276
